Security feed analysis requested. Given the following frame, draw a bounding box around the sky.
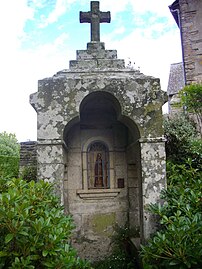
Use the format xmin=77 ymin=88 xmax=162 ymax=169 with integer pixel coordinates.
xmin=0 ymin=0 xmax=182 ymax=142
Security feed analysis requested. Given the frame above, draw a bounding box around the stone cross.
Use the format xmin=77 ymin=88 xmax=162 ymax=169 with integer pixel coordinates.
xmin=80 ymin=1 xmax=111 ymax=42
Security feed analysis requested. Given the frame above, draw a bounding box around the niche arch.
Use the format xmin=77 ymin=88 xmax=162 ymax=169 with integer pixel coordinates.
xmin=63 ymin=90 xmax=142 ymax=236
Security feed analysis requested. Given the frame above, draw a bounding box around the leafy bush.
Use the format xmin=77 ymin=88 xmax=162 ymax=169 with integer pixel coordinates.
xmin=0 ymin=132 xmax=20 ymax=157
xmin=92 ymin=225 xmax=141 ymax=269
xmin=179 ymin=84 xmax=202 ymax=136
xmin=0 ymin=132 xmax=20 ymax=178
xmin=141 ymin=93 xmax=202 ymax=268
xmin=164 ymin=113 xmax=202 ymax=171
xmin=92 ymin=249 xmax=136 ymax=269
xmin=0 ymin=178 xmax=91 ymax=269
xmin=21 ymin=165 xmax=37 ymax=182
xmin=164 ymin=114 xmax=197 ymax=162
xmin=188 ymin=139 xmax=202 ymax=170
xmin=141 ymin=160 xmax=202 ymax=269
xmin=0 ymin=155 xmax=19 ymax=178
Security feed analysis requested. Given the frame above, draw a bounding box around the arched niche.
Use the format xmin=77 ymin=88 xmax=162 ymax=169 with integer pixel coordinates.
xmin=63 ymin=91 xmax=142 ymax=258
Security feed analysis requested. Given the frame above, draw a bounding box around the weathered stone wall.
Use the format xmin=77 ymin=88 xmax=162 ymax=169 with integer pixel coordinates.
xmin=63 ymin=110 xmax=132 ymax=260
xmin=180 ymin=0 xmax=202 ymax=84
xmin=139 ymin=138 xmax=166 ymax=240
xmin=30 ymin=41 xmax=167 ymax=261
xmin=126 ymin=141 xmax=141 ymax=233
xmin=19 ymin=141 xmax=37 ymax=179
xmin=20 ymin=141 xmax=37 ymax=167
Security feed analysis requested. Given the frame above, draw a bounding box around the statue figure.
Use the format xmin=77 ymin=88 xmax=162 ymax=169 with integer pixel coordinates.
xmin=94 ymin=153 xmax=104 ymax=187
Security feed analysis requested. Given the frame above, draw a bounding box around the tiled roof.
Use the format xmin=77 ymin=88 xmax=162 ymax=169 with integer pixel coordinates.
xmin=167 ymin=62 xmax=185 ymax=96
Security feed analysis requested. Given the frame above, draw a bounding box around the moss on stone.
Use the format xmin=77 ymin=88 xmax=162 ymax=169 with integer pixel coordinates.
xmin=144 ymin=103 xmax=160 ymax=114
xmin=92 ymin=213 xmax=116 ymax=236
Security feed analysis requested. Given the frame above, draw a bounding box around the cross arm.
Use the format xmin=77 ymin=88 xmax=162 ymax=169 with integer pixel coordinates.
xmin=80 ymin=11 xmax=91 ymax=23
xmin=100 ymin=11 xmax=111 ymax=23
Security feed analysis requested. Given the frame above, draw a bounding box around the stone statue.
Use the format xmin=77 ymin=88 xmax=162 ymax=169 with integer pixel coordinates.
xmin=94 ymin=153 xmax=104 ymax=187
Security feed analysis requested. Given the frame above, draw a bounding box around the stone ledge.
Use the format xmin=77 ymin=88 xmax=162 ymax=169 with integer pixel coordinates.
xmin=97 ymin=59 xmax=125 ymax=69
xmin=70 ymin=59 xmax=97 ymax=69
xmin=139 ymin=137 xmax=166 ymax=143
xmin=69 ymin=59 xmax=125 ymax=70
xmin=87 ymin=42 xmax=105 ymax=50
xmin=76 ymin=49 xmax=118 ymax=60
xmin=56 ymin=68 xmax=142 ymax=75
xmin=37 ymin=139 xmax=64 ymax=145
xmin=76 ymin=188 xmax=120 ymax=200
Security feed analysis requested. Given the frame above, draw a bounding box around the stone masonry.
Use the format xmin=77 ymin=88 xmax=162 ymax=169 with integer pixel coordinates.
xmin=20 ymin=141 xmax=37 ymax=172
xmin=170 ymin=0 xmax=202 ymax=85
xmin=180 ymin=0 xmax=202 ymax=84
xmin=30 ymin=1 xmax=167 ymax=261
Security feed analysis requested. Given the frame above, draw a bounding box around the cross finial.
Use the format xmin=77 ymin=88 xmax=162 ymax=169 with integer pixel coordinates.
xmin=80 ymin=1 xmax=111 ymax=42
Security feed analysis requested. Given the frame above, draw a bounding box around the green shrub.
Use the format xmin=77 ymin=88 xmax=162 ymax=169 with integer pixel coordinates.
xmin=179 ymin=84 xmax=202 ymax=136
xmin=0 ymin=155 xmax=19 ymax=178
xmin=141 ymin=160 xmax=202 ymax=269
xmin=141 ymin=95 xmax=202 ymax=268
xmin=0 ymin=178 xmax=91 ymax=269
xmin=0 ymin=132 xmax=20 ymax=178
xmin=21 ymin=165 xmax=37 ymax=182
xmin=164 ymin=114 xmax=197 ymax=162
xmin=92 ymin=225 xmax=141 ymax=269
xmin=0 ymin=132 xmax=20 ymax=157
xmin=92 ymin=249 xmax=136 ymax=269
xmin=189 ymin=139 xmax=202 ymax=170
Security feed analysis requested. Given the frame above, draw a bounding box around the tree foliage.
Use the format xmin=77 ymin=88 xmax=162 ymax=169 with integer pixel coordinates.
xmin=164 ymin=114 xmax=202 ymax=170
xmin=141 ymin=113 xmax=202 ymax=268
xmin=0 ymin=132 xmax=20 ymax=178
xmin=141 ymin=160 xmax=202 ymax=269
xmin=21 ymin=165 xmax=37 ymax=182
xmin=0 ymin=132 xmax=20 ymax=157
xmin=179 ymin=84 xmax=202 ymax=136
xmin=164 ymin=114 xmax=197 ymax=162
xmin=0 ymin=156 xmax=19 ymax=179
xmin=0 ymin=178 xmax=91 ymax=269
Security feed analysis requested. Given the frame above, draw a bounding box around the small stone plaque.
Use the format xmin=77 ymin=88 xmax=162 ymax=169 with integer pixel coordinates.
xmin=118 ymin=178 xmax=124 ymax=188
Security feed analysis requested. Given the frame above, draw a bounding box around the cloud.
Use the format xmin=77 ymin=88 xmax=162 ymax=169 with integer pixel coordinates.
xmin=99 ymin=0 xmax=174 ymax=21
xmin=104 ymin=24 xmax=182 ymax=91
xmin=114 ymin=26 xmax=125 ymax=35
xmin=28 ymin=0 xmax=47 ymax=9
xmin=0 ymin=1 xmax=34 ymax=52
xmin=0 ymin=0 xmax=182 ymax=141
xmin=100 ymin=0 xmax=182 ymax=91
xmin=130 ymin=0 xmax=174 ymax=19
xmin=0 ymin=15 xmax=71 ymax=141
xmin=38 ymin=0 xmax=78 ymax=28
xmin=100 ymin=0 xmax=130 ymax=17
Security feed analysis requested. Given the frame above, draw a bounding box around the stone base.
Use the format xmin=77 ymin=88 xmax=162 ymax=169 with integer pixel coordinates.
xmin=87 ymin=42 xmax=105 ymax=50
xmin=76 ymin=188 xmax=120 ymax=199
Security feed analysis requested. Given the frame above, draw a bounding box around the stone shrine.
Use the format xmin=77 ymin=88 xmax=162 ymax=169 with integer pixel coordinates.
xmin=30 ymin=1 xmax=167 ymax=261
